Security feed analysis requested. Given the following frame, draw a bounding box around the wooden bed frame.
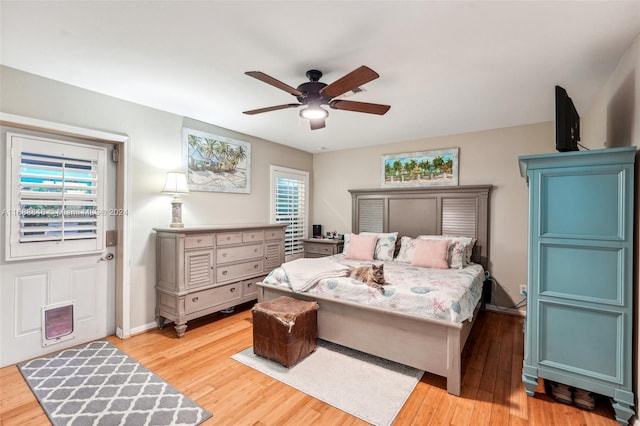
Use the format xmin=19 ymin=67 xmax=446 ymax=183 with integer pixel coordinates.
xmin=258 ymin=185 xmax=492 ymax=396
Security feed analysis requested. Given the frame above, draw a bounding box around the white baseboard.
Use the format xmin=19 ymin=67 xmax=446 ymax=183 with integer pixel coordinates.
xmin=129 ymin=321 xmax=158 ymax=336
xmin=484 ymin=303 xmax=526 ymax=317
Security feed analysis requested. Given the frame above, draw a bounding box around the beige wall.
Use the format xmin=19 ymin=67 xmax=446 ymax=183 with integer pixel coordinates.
xmin=0 ymin=65 xmax=313 ymax=331
xmin=313 ymin=123 xmax=555 ymax=307
xmin=582 ymin=33 xmax=639 ymax=150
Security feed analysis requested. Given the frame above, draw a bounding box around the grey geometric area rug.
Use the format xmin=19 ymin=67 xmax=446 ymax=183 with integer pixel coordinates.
xmin=231 ymin=339 xmax=423 ymax=426
xmin=18 ymin=340 xmax=212 ymax=426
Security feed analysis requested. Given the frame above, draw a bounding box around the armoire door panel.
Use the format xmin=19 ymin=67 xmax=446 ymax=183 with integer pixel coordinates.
xmin=539 ymin=170 xmax=624 ymax=239
xmin=539 ymin=243 xmax=623 ymax=304
xmin=538 ymin=301 xmax=622 ymax=383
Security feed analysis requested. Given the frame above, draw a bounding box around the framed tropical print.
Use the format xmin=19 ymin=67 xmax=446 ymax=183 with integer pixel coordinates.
xmin=183 ymin=128 xmax=251 ymax=193
xmin=381 ymin=148 xmax=459 ymax=188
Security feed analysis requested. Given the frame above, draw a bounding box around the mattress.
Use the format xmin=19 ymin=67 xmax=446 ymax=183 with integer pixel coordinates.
xmin=262 ymin=254 xmax=484 ymax=323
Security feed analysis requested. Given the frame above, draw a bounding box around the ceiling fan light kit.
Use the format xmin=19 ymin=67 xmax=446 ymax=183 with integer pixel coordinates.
xmin=300 ymin=106 xmax=328 ymax=120
xmin=243 ymin=66 xmax=390 ymax=130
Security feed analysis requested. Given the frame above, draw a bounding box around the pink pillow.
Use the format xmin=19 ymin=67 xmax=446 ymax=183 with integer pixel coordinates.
xmin=411 ymin=239 xmax=450 ymax=269
xmin=344 ymin=233 xmax=378 ymax=261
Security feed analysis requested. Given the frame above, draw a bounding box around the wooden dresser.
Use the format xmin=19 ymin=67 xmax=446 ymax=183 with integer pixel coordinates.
xmin=154 ymin=224 xmax=287 ymax=337
xmin=519 ymin=147 xmax=636 ymax=425
xmin=303 ymin=238 xmax=344 ymax=258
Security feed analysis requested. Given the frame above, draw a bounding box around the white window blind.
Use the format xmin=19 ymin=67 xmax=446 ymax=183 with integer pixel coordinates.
xmin=270 ymin=166 xmax=308 ymax=261
xmin=6 ymin=133 xmax=106 ymax=261
xmin=18 ymin=152 xmax=99 ymax=242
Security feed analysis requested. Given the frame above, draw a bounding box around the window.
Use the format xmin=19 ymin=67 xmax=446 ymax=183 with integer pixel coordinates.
xmin=5 ymin=133 xmax=106 ymax=261
xmin=270 ymin=166 xmax=309 ymax=262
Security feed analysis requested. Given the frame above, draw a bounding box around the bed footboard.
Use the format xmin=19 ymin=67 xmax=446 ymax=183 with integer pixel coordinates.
xmin=257 ymin=282 xmax=479 ymax=396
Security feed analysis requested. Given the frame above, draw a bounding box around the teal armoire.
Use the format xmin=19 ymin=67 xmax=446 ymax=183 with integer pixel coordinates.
xmin=518 ymin=147 xmax=636 ymax=425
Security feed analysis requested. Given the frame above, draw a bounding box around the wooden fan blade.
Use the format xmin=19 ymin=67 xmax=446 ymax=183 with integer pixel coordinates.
xmin=321 ymin=66 xmax=380 ymax=98
xmin=243 ymin=104 xmax=301 ymax=115
xmin=310 ymin=118 xmax=326 ymax=130
xmin=245 ymin=71 xmax=303 ymax=96
xmin=330 ymin=100 xmax=390 ymax=115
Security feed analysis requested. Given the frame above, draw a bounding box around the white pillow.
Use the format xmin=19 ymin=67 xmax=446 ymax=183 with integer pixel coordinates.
xmin=343 ymin=232 xmax=398 ymax=261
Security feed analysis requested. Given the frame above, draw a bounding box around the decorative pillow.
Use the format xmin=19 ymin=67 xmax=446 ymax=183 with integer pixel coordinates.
xmin=411 ymin=239 xmax=450 ymax=269
xmin=364 ymin=231 xmax=398 ymax=261
xmin=444 ymin=235 xmax=477 ymax=264
xmin=344 ymin=233 xmax=378 ymax=261
xmin=395 ymin=236 xmax=418 ymax=263
xmin=418 ymin=235 xmax=474 ymax=269
xmin=343 ymin=232 xmax=399 ymax=261
xmin=342 ymin=233 xmax=351 ymax=253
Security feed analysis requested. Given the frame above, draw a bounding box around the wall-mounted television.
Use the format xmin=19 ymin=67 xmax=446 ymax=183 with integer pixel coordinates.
xmin=555 ymin=85 xmax=580 ymax=152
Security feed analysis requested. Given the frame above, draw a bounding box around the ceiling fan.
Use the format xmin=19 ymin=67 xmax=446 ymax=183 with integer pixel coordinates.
xmin=243 ymin=66 xmax=390 ymax=130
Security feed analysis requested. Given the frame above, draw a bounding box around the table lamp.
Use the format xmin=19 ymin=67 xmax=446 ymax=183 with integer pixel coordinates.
xmin=161 ymin=171 xmax=190 ymax=227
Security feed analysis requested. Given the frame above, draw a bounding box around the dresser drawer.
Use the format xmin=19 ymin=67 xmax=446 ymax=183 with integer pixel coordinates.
xmin=305 ymin=243 xmax=334 ymax=255
xmin=216 ymin=232 xmax=242 ymax=246
xmin=243 ymin=230 xmax=264 ymax=243
xmin=185 ymin=283 xmax=241 ymax=314
xmin=216 ymin=260 xmax=264 ymax=282
xmin=217 ymin=244 xmax=264 ymax=264
xmin=265 ymin=228 xmax=284 ymax=240
xmin=242 ymin=275 xmax=265 ymax=299
xmin=185 ymin=235 xmax=214 ymax=249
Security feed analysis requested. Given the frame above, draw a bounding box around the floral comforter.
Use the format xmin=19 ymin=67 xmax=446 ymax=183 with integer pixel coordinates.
xmin=262 ymin=254 xmax=484 ymax=323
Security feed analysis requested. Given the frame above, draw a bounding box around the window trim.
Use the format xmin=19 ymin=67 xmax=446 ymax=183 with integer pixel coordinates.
xmin=270 ymin=165 xmax=309 ymax=261
xmin=5 ymin=132 xmax=107 ymax=261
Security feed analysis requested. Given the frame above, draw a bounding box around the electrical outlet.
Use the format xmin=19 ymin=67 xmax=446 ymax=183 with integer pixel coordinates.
xmin=520 ymin=285 xmax=527 ymax=295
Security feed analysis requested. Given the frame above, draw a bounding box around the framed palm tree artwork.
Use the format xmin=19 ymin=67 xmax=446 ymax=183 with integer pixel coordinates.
xmin=182 ymin=128 xmax=251 ymax=193
xmin=381 ymin=148 xmax=459 ymax=188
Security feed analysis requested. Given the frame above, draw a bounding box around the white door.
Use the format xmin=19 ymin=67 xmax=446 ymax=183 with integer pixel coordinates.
xmin=0 ymin=130 xmax=117 ymax=366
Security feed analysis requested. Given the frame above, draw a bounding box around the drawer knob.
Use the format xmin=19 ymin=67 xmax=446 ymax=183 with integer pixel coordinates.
xmin=254 ymin=264 xmax=259 ymax=269
xmin=222 ymin=253 xmax=227 ymax=257
xmin=222 ymin=270 xmax=228 ymax=275
xmin=254 ymin=248 xmax=258 ymax=253
xmin=247 ymin=283 xmax=253 ymax=288
xmin=230 ymin=287 xmax=236 ymax=292
xmin=192 ymin=297 xmax=199 ymax=302
xmin=226 ymin=236 xmax=231 ymax=240
xmin=197 ymin=239 xmax=202 ymax=243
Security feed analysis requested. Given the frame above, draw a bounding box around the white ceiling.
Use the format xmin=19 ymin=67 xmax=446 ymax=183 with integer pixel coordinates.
xmin=1 ymin=1 xmax=639 ymax=153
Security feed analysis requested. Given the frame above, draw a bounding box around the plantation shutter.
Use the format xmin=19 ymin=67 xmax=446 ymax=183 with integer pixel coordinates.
xmin=270 ymin=166 xmax=309 ymax=261
xmin=6 ymin=133 xmax=106 ymax=261
xmin=357 ymin=199 xmax=385 ymax=233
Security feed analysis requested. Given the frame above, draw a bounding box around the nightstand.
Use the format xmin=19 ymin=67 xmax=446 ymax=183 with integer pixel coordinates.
xmin=302 ymin=238 xmax=344 ymax=258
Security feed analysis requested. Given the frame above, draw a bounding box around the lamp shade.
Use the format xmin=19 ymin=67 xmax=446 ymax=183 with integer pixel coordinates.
xmin=161 ymin=172 xmax=190 ymax=194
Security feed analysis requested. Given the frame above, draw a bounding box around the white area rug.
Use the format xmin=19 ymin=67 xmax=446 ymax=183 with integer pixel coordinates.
xmin=231 ymin=339 xmax=423 ymax=426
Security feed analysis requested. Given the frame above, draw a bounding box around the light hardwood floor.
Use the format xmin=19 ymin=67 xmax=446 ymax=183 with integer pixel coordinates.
xmin=0 ymin=304 xmax=622 ymax=425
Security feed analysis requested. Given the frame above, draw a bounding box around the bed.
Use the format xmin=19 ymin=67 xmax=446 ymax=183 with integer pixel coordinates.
xmin=257 ymin=185 xmax=492 ymax=396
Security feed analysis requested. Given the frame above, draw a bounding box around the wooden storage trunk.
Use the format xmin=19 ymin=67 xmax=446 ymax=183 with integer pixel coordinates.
xmin=252 ymin=296 xmax=318 ymax=367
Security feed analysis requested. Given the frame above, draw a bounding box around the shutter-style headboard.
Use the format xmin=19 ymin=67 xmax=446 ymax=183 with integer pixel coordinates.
xmin=349 ymin=185 xmax=492 ymax=268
